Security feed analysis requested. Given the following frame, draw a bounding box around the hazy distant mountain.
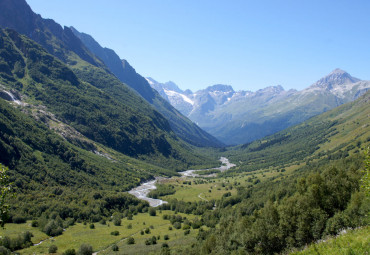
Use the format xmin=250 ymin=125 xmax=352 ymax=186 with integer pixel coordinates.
xmin=149 ymin=69 xmax=370 ymax=145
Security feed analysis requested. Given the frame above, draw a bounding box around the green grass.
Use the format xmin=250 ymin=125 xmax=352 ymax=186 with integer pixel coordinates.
xmin=289 ymin=226 xmax=370 ymax=255
xmin=0 ymin=221 xmax=48 ymax=244
xmin=5 ymin=211 xmax=197 ymax=255
xmin=160 ymin=177 xmax=237 ymax=202
xmin=99 ymin=221 xmax=199 ymax=255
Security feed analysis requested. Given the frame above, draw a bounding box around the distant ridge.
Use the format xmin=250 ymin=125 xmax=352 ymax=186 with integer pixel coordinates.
xmin=148 ymin=69 xmax=370 ymax=145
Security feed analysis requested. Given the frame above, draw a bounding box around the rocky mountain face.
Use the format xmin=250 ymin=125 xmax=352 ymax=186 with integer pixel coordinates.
xmin=0 ymin=0 xmax=104 ymax=68
xmin=149 ymin=69 xmax=370 ymax=145
xmin=71 ymin=27 xmax=223 ymax=148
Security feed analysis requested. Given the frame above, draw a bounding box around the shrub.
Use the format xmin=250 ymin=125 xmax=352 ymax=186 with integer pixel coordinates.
xmin=184 ymin=229 xmax=190 ymax=235
xmin=63 ymin=248 xmax=76 ymax=255
xmin=89 ymin=223 xmax=95 ymax=229
xmin=0 ymin=246 xmax=10 ymax=255
xmin=0 ymin=232 xmax=33 ymax=252
xmin=78 ymin=244 xmax=93 ymax=255
xmin=31 ymin=220 xmax=39 ymax=227
xmin=162 ymin=243 xmax=169 ymax=248
xmin=127 ymin=223 xmax=132 ymax=229
xmin=113 ymin=218 xmax=121 ymax=226
xmin=168 ymin=226 xmax=172 ymax=230
xmin=173 ymin=222 xmax=181 ymax=229
xmin=164 ymin=234 xmax=169 ymax=240
xmin=145 ymin=228 xmax=150 ymax=234
xmin=182 ymin=224 xmax=190 ymax=230
xmin=12 ymin=215 xmax=26 ymax=224
xmin=151 ymin=236 xmax=157 ymax=244
xmin=149 ymin=208 xmax=156 ymax=216
xmin=127 ymin=237 xmax=135 ymax=245
xmin=43 ymin=220 xmax=63 ymax=236
xmin=64 ymin=218 xmax=75 ymax=228
xmin=49 ymin=244 xmax=58 ymax=253
xmin=110 ymin=231 xmax=119 ymax=236
xmin=112 ymin=244 xmax=119 ymax=251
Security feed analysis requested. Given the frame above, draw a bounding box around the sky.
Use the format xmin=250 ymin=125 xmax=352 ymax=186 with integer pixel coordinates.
xmin=27 ymin=0 xmax=370 ymax=92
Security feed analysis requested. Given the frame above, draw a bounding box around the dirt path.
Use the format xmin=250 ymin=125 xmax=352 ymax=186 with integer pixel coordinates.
xmin=198 ymin=193 xmax=209 ymax=202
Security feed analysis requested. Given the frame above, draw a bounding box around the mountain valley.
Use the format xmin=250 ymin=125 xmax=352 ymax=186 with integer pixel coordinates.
xmin=0 ymin=0 xmax=368 ymax=255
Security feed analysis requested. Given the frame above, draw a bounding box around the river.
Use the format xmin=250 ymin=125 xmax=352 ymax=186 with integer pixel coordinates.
xmin=128 ymin=157 xmax=235 ymax=207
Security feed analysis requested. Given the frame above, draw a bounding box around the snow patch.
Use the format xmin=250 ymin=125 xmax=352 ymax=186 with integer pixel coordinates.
xmin=164 ymin=89 xmax=194 ymax=105
xmin=145 ymin=78 xmax=155 ymax=86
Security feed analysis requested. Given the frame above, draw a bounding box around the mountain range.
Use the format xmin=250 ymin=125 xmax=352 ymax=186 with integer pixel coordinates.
xmin=0 ymin=0 xmax=222 ymax=173
xmin=69 ymin=27 xmax=223 ymax=148
xmin=147 ymin=69 xmax=370 ymax=144
xmin=0 ymin=0 xmax=222 ymax=149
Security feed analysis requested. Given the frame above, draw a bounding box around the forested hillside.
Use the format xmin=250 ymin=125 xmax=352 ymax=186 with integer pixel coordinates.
xmin=151 ymin=92 xmax=369 ymax=254
xmin=0 ymin=28 xmax=217 ymax=169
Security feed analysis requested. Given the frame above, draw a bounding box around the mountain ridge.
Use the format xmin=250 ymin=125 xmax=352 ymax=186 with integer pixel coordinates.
xmin=70 ymin=26 xmax=224 ymax=148
xmin=148 ymin=69 xmax=370 ymax=145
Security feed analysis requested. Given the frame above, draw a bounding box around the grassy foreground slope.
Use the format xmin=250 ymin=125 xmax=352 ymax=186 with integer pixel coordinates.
xmin=290 ymin=226 xmax=370 ymax=255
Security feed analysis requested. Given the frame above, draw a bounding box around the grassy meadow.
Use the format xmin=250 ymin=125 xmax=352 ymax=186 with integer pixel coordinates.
xmin=0 ymin=210 xmax=199 ymax=255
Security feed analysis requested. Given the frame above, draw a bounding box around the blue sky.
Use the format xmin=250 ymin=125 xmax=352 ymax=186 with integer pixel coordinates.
xmin=27 ymin=0 xmax=370 ymax=92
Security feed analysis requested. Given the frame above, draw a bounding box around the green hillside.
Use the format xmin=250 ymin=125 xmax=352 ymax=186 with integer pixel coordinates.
xmin=176 ymin=92 xmax=370 ymax=255
xmin=0 ymin=28 xmax=217 ymax=170
xmin=224 ymin=91 xmax=370 ymax=173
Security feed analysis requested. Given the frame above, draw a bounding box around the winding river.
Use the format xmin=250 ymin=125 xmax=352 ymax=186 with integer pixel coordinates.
xmin=128 ymin=157 xmax=235 ymax=207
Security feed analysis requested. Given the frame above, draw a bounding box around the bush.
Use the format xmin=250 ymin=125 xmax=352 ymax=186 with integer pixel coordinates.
xmin=110 ymin=231 xmax=119 ymax=236
xmin=182 ymin=224 xmax=190 ymax=230
xmin=184 ymin=229 xmax=190 ymax=235
xmin=89 ymin=223 xmax=95 ymax=229
xmin=149 ymin=208 xmax=156 ymax=216
xmin=151 ymin=236 xmax=157 ymax=244
xmin=0 ymin=246 xmax=10 ymax=255
xmin=112 ymin=244 xmax=119 ymax=251
xmin=78 ymin=244 xmax=93 ymax=255
xmin=127 ymin=237 xmax=135 ymax=245
xmin=145 ymin=228 xmax=150 ymax=234
xmin=127 ymin=223 xmax=132 ymax=229
xmin=63 ymin=248 xmax=76 ymax=255
xmin=49 ymin=244 xmax=58 ymax=253
xmin=173 ymin=222 xmax=181 ymax=229
xmin=31 ymin=220 xmax=39 ymax=227
xmin=113 ymin=218 xmax=121 ymax=226
xmin=43 ymin=220 xmax=63 ymax=236
xmin=0 ymin=232 xmax=33 ymax=252
xmin=162 ymin=243 xmax=169 ymax=248
xmin=12 ymin=215 xmax=27 ymax=224
xmin=164 ymin=234 xmax=169 ymax=240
